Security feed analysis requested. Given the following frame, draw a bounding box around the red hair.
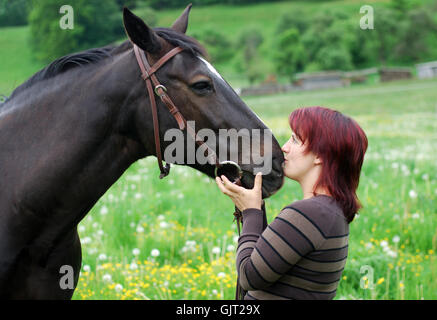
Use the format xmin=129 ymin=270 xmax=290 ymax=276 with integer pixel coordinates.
xmin=289 ymin=106 xmax=368 ymax=223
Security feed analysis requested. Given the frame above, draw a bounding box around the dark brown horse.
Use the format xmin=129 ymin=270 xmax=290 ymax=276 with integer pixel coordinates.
xmin=0 ymin=6 xmax=284 ymax=299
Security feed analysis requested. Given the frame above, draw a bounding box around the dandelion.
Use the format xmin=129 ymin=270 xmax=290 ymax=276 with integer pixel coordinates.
xmin=212 ymin=247 xmax=221 ymax=255
xmin=136 ymin=225 xmax=144 ymax=233
xmin=82 ymin=237 xmax=92 ymax=245
xmin=217 ymin=272 xmax=226 ymax=278
xmin=130 ymin=262 xmax=138 ymax=270
xmin=392 ymin=235 xmax=400 ymax=243
xmin=151 ymin=249 xmax=160 ymax=257
xmin=132 ymin=248 xmax=140 ymax=256
xmin=135 ymin=193 xmax=142 ymax=199
xmin=408 ymin=190 xmax=417 ymax=199
xmin=365 ymin=242 xmax=373 ymax=250
xmin=98 ymin=253 xmax=107 ymax=261
xmin=78 ymin=225 xmax=86 ymax=233
xmin=233 ymin=236 xmax=239 ymax=243
xmin=227 ymin=244 xmax=235 ymax=252
xmin=377 ymin=278 xmax=385 ymax=285
xmin=115 ymin=284 xmax=123 ymax=292
xmin=412 ymin=213 xmax=420 ymax=219
xmin=157 ymin=215 xmax=165 ymax=221
xmin=386 ymin=250 xmax=398 ymax=258
xmin=83 ymin=265 xmax=91 ymax=272
xmin=159 ymin=221 xmax=169 ymax=229
xmin=422 ymin=173 xmax=429 ymax=180
xmin=380 ymin=240 xmax=388 ymax=248
xmin=102 ymin=274 xmax=112 ymax=283
xmin=100 ymin=206 xmax=108 ymax=215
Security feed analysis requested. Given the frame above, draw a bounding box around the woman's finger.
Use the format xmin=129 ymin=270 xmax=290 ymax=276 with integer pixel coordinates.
xmin=221 ymin=175 xmax=243 ymax=193
xmin=215 ymin=177 xmax=234 ymax=196
xmin=254 ymin=172 xmax=263 ymax=191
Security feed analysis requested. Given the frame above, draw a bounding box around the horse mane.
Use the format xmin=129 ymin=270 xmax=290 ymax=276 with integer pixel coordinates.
xmin=5 ymin=27 xmax=208 ymax=102
xmin=7 ymin=45 xmax=117 ymax=101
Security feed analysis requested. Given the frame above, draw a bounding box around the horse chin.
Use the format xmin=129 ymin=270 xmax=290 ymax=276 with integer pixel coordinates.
xmin=240 ymin=170 xmax=283 ymax=200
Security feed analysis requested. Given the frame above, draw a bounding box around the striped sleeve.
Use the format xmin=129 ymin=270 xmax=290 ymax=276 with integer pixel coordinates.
xmin=236 ymin=206 xmax=327 ymax=291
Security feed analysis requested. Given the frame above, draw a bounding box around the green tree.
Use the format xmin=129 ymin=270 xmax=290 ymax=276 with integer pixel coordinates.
xmin=369 ymin=7 xmax=400 ymax=65
xmin=29 ymin=0 xmax=124 ymax=63
xmin=394 ymin=7 xmax=437 ymax=62
xmin=234 ymin=28 xmax=264 ymax=84
xmin=276 ymin=9 xmax=309 ymax=35
xmin=274 ymin=28 xmax=305 ymax=82
xmin=191 ymin=28 xmax=234 ymax=64
xmin=0 ymin=0 xmax=30 ymax=27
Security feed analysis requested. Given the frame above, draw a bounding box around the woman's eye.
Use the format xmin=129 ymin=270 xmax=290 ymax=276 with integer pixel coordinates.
xmin=191 ymin=81 xmax=213 ymax=92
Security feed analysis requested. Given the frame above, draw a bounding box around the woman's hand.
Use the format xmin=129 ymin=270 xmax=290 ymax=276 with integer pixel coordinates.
xmin=215 ymin=172 xmax=263 ymax=211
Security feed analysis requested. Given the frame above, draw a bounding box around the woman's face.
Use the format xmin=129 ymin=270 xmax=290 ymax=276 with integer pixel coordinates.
xmin=281 ymin=132 xmax=318 ymax=181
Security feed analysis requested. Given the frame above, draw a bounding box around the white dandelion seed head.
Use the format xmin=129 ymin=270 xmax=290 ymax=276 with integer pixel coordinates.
xmin=98 ymin=253 xmax=107 ymax=261
xmin=100 ymin=206 xmax=108 ymax=215
xmin=409 ymin=190 xmax=417 ymax=199
xmin=102 ymin=274 xmax=112 ymax=283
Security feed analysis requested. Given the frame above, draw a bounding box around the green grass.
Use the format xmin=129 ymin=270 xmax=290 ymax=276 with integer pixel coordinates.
xmin=71 ymin=77 xmax=436 ymax=300
xmin=0 ymin=26 xmax=44 ymax=95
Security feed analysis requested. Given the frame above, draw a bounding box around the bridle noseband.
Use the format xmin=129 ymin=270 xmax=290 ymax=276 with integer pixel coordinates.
xmin=132 ymin=43 xmax=243 ymax=184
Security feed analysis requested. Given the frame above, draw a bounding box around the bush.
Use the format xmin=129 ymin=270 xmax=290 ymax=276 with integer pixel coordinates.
xmin=0 ymin=0 xmax=30 ymax=27
xmin=274 ymin=28 xmax=306 ymax=82
xmin=233 ymin=28 xmax=264 ymax=84
xmin=28 ymin=0 xmax=124 ymax=63
xmin=191 ymin=28 xmax=234 ymax=64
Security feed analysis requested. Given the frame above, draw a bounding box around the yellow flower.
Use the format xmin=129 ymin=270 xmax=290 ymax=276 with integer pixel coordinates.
xmin=377 ymin=278 xmax=385 ymax=285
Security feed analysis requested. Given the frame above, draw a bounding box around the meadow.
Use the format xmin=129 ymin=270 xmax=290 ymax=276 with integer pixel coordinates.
xmin=0 ymin=0 xmax=436 ymax=300
xmin=71 ymin=77 xmax=437 ymax=300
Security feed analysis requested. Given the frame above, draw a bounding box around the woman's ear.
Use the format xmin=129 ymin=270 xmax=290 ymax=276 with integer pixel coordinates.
xmin=314 ymin=155 xmax=323 ymax=165
xmin=123 ymin=7 xmax=161 ymax=53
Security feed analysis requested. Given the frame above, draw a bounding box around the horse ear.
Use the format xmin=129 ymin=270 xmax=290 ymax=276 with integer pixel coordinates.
xmin=123 ymin=7 xmax=161 ymax=53
xmin=171 ymin=3 xmax=192 ymax=34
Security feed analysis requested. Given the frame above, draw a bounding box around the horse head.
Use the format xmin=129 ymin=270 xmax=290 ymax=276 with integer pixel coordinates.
xmin=123 ymin=6 xmax=284 ymax=198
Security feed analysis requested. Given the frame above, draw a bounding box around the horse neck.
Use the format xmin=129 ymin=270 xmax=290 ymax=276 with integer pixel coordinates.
xmin=1 ymin=49 xmax=153 ymax=229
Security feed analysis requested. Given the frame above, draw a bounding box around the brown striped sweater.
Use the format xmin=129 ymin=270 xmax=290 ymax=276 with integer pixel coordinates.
xmin=236 ymin=194 xmax=349 ymax=300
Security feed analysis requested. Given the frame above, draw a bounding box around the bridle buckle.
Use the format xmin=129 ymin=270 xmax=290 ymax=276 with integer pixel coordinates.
xmin=154 ymin=85 xmax=167 ymax=97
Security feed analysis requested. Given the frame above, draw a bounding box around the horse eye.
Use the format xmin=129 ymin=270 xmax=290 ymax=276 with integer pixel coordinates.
xmin=191 ymin=81 xmax=212 ymax=92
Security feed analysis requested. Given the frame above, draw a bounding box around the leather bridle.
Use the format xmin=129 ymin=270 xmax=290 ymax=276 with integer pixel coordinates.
xmin=132 ymin=43 xmax=243 ymax=183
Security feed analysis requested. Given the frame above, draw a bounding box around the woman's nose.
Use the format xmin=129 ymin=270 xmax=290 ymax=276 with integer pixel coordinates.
xmin=281 ymin=141 xmax=289 ymax=153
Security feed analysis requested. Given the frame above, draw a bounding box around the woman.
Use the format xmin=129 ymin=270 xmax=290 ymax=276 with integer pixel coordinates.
xmin=216 ymin=106 xmax=368 ymax=300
